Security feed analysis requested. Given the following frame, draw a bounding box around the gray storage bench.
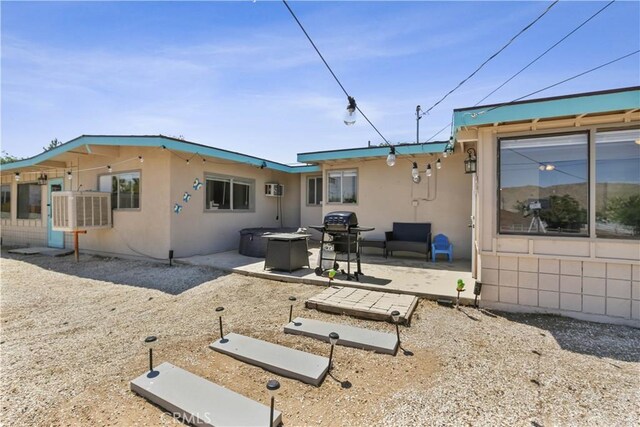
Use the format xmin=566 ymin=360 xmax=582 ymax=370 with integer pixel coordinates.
xmin=385 ymin=222 xmax=432 ymax=260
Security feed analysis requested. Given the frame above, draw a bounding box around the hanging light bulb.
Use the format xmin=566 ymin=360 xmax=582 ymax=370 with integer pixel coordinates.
xmin=67 ymin=171 xmax=73 ymax=180
xmin=186 ymin=159 xmax=190 ymax=164
xmin=411 ymin=162 xmax=419 ymax=179
xmin=426 ymin=163 xmax=432 ymax=177
xmin=138 ymin=156 xmax=144 ymax=163
xmin=15 ymin=172 xmax=20 ymax=181
xmin=386 ymin=146 xmax=396 ymax=167
xmin=443 ymin=150 xmax=448 ymax=158
xmin=343 ymin=96 xmax=357 ymax=126
xmin=436 ymin=158 xmax=442 ymax=169
xmin=107 ymin=165 xmax=113 ymax=173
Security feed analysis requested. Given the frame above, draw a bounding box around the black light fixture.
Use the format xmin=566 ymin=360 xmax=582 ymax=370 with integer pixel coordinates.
xmin=37 ymin=173 xmax=48 ymax=185
xmin=216 ymin=306 xmax=227 ymax=343
xmin=288 ymin=296 xmax=297 ymax=323
xmin=328 ymin=332 xmax=339 ymax=371
xmin=14 ymin=172 xmax=20 ymax=182
xmin=144 ymin=335 xmax=158 ymax=372
xmin=464 ymin=148 xmax=477 ymax=174
xmin=343 ymin=96 xmax=357 ymax=126
xmin=391 ymin=310 xmax=401 ymax=346
xmin=260 ymin=161 xmax=267 ymax=169
xmin=386 ymin=146 xmax=396 ymax=167
xmin=168 ymin=249 xmax=174 ymax=267
xmin=267 ymin=379 xmax=281 ymax=427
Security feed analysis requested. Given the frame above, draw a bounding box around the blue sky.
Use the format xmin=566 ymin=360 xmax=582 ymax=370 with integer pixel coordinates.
xmin=2 ymin=1 xmax=639 ymax=163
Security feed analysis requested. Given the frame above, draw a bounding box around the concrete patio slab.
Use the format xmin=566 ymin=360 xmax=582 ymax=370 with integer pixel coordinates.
xmin=7 ymin=247 xmax=73 ymax=257
xmin=305 ymin=286 xmax=419 ymax=324
xmin=130 ymin=362 xmax=281 ymax=427
xmin=210 ymin=333 xmax=329 ymax=386
xmin=284 ymin=317 xmax=398 ymax=355
xmin=178 ymin=248 xmax=476 ymax=303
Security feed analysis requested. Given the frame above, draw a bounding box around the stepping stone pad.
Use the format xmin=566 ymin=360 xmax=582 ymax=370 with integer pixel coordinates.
xmin=210 ymin=333 xmax=329 ymax=386
xmin=285 ymin=317 xmax=398 ymax=355
xmin=130 ymin=362 xmax=281 ymax=427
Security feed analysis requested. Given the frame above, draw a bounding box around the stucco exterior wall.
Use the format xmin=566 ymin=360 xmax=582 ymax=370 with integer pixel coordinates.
xmin=168 ymin=155 xmax=302 ymax=257
xmin=310 ymin=151 xmax=473 ymax=259
xmin=1 ymin=147 xmax=172 ymax=258
xmin=474 ymin=119 xmax=640 ymax=327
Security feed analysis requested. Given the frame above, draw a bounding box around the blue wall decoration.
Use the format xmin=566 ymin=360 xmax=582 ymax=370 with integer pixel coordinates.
xmin=193 ymin=178 xmax=203 ymax=191
xmin=183 ymin=192 xmax=191 ymax=203
xmin=174 ymin=203 xmax=183 ymax=214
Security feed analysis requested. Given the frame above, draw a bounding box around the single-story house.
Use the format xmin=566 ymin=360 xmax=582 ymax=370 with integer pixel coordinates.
xmin=1 ymin=86 xmax=638 ymax=326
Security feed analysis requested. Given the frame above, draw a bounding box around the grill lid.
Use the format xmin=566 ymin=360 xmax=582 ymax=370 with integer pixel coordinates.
xmin=324 ymin=211 xmax=358 ymax=228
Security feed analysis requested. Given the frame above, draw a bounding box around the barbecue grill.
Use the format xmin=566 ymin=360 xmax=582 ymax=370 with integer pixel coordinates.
xmin=310 ymin=211 xmax=374 ymax=281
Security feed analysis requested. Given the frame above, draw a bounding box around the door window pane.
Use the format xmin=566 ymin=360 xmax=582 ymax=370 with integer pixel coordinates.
xmin=499 ymin=133 xmax=588 ymax=236
xmin=17 ymin=184 xmax=41 ymax=219
xmin=596 ymin=129 xmax=640 ymax=239
xmin=1 ymin=185 xmax=10 ymax=218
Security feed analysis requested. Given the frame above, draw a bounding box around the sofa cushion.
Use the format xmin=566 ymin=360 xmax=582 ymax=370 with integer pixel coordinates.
xmin=392 ymin=222 xmax=431 ymax=242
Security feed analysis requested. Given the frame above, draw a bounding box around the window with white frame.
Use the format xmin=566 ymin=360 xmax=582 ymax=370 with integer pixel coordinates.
xmin=17 ymin=183 xmax=42 ymax=220
xmin=595 ymin=128 xmax=640 ymax=239
xmin=307 ymin=176 xmax=323 ymax=205
xmin=99 ymin=171 xmax=140 ymax=209
xmin=328 ymin=170 xmax=357 ymax=204
xmin=205 ymin=175 xmax=253 ymax=211
xmin=1 ymin=184 xmax=10 ymax=219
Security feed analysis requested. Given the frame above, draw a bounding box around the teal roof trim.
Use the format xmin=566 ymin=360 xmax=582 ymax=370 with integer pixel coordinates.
xmin=0 ymin=135 xmax=320 ymax=174
xmin=453 ymin=87 xmax=640 ymax=133
xmin=297 ymin=142 xmax=448 ymax=163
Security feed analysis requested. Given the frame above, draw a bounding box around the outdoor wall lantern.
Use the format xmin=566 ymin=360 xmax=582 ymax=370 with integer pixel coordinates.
xmin=267 ymin=379 xmax=281 ymax=427
xmin=14 ymin=172 xmax=20 ymax=182
xmin=386 ymin=146 xmax=396 ymax=167
xmin=37 ymin=173 xmax=48 ymax=185
xmin=343 ymin=96 xmax=357 ymax=126
xmin=464 ymin=148 xmax=477 ymax=174
xmin=328 ymin=332 xmax=340 ymax=371
xmin=144 ymin=335 xmax=158 ymax=373
xmin=391 ymin=310 xmax=401 ymax=346
xmin=216 ymin=306 xmax=227 ymax=343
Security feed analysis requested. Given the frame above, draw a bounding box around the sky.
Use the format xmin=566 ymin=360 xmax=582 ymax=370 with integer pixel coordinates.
xmin=1 ymin=0 xmax=639 ymax=164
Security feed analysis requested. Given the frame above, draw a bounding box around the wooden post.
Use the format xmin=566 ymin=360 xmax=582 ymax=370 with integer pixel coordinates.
xmin=73 ymin=230 xmax=87 ymax=262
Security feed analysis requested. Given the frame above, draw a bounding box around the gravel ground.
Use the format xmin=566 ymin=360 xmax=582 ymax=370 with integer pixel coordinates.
xmin=1 ymin=251 xmax=639 ymax=426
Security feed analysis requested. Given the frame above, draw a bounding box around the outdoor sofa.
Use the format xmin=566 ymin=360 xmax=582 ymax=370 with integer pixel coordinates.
xmin=385 ymin=222 xmax=432 ymax=261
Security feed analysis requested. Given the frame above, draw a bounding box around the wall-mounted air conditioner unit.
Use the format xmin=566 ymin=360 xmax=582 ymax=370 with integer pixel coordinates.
xmin=51 ymin=191 xmax=112 ymax=231
xmin=265 ymin=183 xmax=284 ymax=197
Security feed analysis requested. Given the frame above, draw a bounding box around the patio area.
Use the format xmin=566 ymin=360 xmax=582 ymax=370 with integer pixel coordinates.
xmin=178 ymin=247 xmax=475 ymax=303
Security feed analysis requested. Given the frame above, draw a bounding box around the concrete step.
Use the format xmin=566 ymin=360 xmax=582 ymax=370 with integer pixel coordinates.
xmin=284 ymin=317 xmax=398 ymax=355
xmin=210 ymin=333 xmax=329 ymax=386
xmin=131 ymin=362 xmax=281 ymax=427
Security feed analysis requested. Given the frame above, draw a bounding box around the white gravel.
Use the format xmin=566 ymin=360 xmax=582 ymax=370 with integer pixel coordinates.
xmin=1 ymin=251 xmax=638 ymax=426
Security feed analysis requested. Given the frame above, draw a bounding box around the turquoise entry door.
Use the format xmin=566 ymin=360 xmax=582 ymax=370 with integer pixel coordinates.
xmin=47 ymin=178 xmax=64 ymax=248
